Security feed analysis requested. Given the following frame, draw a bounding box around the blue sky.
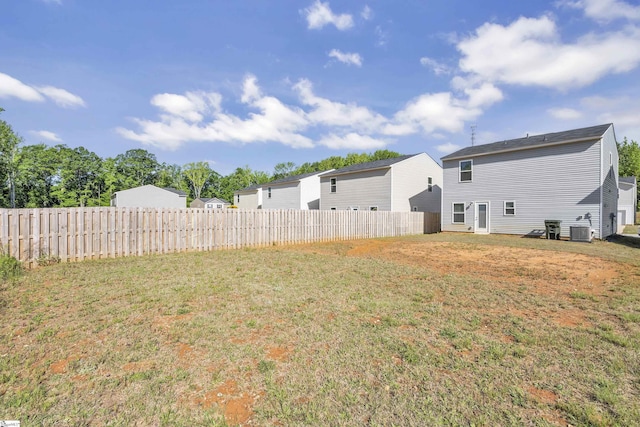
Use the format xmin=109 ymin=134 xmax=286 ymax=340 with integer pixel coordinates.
xmin=2 ymin=0 xmax=640 ymax=175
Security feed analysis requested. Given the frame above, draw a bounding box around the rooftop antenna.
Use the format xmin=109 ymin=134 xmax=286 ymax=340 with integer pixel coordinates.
xmin=470 ymin=124 xmax=477 ymax=146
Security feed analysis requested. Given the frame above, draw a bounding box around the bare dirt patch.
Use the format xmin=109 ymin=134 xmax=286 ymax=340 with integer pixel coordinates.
xmin=196 ymin=379 xmax=255 ymax=426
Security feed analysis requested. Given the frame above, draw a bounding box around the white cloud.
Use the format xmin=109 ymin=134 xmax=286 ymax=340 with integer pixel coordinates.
xmin=436 ymin=142 xmax=461 ymax=153
xmin=388 ymin=83 xmax=502 ymax=136
xmin=293 ymin=79 xmax=386 ymax=132
xmin=361 ymin=5 xmax=372 ymax=20
xmin=548 ymin=107 xmax=582 ymax=120
xmin=119 ymin=75 xmax=502 ymax=152
xmin=302 ymin=1 xmax=353 ymax=30
xmin=29 ymin=130 xmax=62 ymax=142
xmin=35 ymin=86 xmax=86 ymax=108
xmin=318 ymin=132 xmax=388 ymax=150
xmin=457 ymin=15 xmax=640 ymax=90
xmin=151 ymin=91 xmax=221 ymax=122
xmin=559 ymin=0 xmax=640 ymax=22
xmin=0 ymin=72 xmax=85 ymax=108
xmin=117 ymin=75 xmax=312 ymax=150
xmin=375 ymin=25 xmax=389 ymax=47
xmin=0 ymin=72 xmax=45 ymax=102
xmin=420 ymin=57 xmax=451 ymax=75
xmin=328 ymin=49 xmax=363 ymax=67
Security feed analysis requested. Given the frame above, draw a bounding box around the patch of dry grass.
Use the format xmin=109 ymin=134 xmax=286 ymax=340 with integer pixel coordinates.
xmin=1 ymin=233 xmax=639 ymax=426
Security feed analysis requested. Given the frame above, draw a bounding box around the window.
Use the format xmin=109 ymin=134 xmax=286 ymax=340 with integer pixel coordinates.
xmin=452 ymin=203 xmax=465 ymax=224
xmin=459 ymin=160 xmax=472 ymax=182
xmin=412 ymin=206 xmax=418 ymax=212
xmin=268 ymin=187 xmax=272 ymax=199
xmin=428 ymin=176 xmax=433 ymax=192
xmin=330 ymin=207 xmax=337 ymax=210
xmin=504 ymin=201 xmax=515 ymax=216
xmin=330 ymin=178 xmax=337 ymax=193
xmin=236 ymin=194 xmax=240 ymax=203
xmin=206 ymin=203 xmax=213 ymax=209
xmin=349 ymin=206 xmax=359 ymax=210
xmin=369 ymin=206 xmax=378 ymax=211
xmin=216 ymin=204 xmax=223 ymax=209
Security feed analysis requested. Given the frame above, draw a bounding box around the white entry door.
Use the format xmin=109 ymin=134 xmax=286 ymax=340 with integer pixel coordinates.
xmin=475 ymin=202 xmax=489 ymax=234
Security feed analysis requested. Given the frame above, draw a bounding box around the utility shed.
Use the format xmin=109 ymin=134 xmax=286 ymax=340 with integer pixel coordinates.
xmin=440 ymin=124 xmax=619 ymax=239
xmin=111 ymin=185 xmax=187 ymax=208
xmin=618 ymin=176 xmax=637 ymax=226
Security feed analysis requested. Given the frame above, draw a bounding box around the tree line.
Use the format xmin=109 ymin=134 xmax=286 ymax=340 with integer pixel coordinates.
xmin=0 ymin=109 xmax=401 ymax=208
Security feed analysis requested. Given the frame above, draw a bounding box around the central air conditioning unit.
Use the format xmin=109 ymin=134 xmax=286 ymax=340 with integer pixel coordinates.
xmin=570 ymin=226 xmax=593 ymax=242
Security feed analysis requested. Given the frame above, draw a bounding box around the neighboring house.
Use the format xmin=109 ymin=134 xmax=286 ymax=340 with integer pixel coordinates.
xmin=262 ymin=171 xmax=331 ymax=210
xmin=618 ymin=176 xmax=637 ymax=226
xmin=190 ymin=197 xmax=230 ymax=209
xmin=111 ymin=185 xmax=187 ymax=208
xmin=319 ymin=153 xmax=442 ymax=212
xmin=234 ymin=184 xmax=263 ymax=209
xmin=441 ymin=123 xmax=619 ymax=239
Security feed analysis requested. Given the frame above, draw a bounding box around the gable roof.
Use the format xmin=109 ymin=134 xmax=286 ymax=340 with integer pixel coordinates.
xmin=162 ymin=187 xmax=188 ymax=196
xmin=198 ymin=197 xmax=229 ymax=204
xmin=441 ymin=124 xmax=613 ymax=161
xmin=265 ymin=170 xmax=330 ymax=186
xmin=235 ymin=183 xmax=263 ymax=193
xmin=319 ymin=154 xmax=417 ymax=177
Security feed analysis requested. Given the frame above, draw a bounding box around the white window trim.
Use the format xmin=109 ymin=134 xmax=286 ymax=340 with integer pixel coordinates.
xmin=330 ymin=178 xmax=337 ymax=193
xmin=268 ymin=187 xmax=272 ymax=199
xmin=504 ymin=201 xmax=516 ymax=216
xmin=349 ymin=206 xmax=359 ymax=211
xmin=452 ymin=202 xmax=465 ymax=224
xmin=369 ymin=206 xmax=378 ymax=211
xmin=428 ymin=176 xmax=433 ymax=192
xmin=459 ymin=160 xmax=473 ymax=182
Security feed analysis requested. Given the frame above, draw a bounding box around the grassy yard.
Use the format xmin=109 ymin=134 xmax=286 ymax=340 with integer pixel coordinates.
xmin=1 ymin=233 xmax=640 ymax=426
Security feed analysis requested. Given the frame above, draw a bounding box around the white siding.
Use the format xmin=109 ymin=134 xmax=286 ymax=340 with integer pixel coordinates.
xmin=320 ymin=169 xmax=391 ymax=210
xmin=391 ymin=153 xmax=442 ymax=212
xmin=112 ymin=185 xmax=186 ymax=208
xmin=618 ymin=182 xmax=637 ymax=225
xmin=299 ymin=175 xmax=321 ymax=210
xmin=442 ymin=139 xmax=606 ymax=238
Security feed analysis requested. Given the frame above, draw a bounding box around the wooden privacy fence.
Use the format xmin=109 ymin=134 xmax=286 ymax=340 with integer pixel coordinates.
xmin=0 ymin=208 xmax=440 ymax=266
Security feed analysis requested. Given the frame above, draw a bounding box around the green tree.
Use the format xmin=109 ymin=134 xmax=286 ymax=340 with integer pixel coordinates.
xmin=272 ymin=162 xmax=297 ymax=180
xmin=0 ymin=111 xmax=23 ymax=208
xmin=182 ymin=161 xmax=211 ymax=200
xmin=113 ymin=149 xmax=160 ymax=189
xmin=51 ymin=145 xmax=103 ymax=207
xmin=14 ymin=144 xmax=59 ymax=208
xmin=156 ymin=163 xmax=185 ymax=190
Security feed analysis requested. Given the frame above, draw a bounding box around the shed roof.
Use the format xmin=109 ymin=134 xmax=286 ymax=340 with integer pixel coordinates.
xmin=441 ymin=124 xmax=612 ymax=161
xmin=619 ymin=176 xmax=637 ymax=185
xmin=319 ymin=154 xmax=417 ymax=177
xmin=265 ymin=170 xmax=330 ymax=186
xmin=163 ymin=187 xmax=188 ymax=196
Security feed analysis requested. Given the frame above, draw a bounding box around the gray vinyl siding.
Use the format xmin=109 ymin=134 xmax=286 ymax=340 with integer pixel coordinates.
xmin=600 ymin=126 xmax=619 ymax=237
xmin=390 ymin=153 xmax=442 ymax=212
xmin=262 ymin=182 xmax=300 ymax=210
xmin=442 ymin=139 xmax=605 ymax=238
xmin=320 ymin=169 xmax=391 ymax=210
xmin=111 ymin=185 xmax=186 ymax=208
xmin=235 ymin=190 xmax=261 ymax=209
